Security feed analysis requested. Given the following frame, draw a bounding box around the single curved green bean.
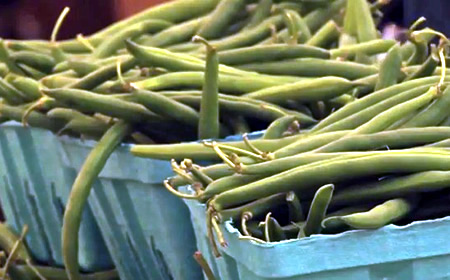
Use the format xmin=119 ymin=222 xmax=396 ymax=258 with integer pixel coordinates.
xmin=332 ymin=171 xmax=450 ymax=206
xmin=374 ymin=44 xmax=403 ymax=91
xmin=243 ymin=77 xmax=357 ymax=104
xmin=41 ymin=76 xmax=78 ymax=88
xmin=406 ymin=39 xmax=428 ymax=66
xmin=210 ymin=151 xmax=450 ymax=210
xmin=62 ymin=121 xmax=130 ymax=280
xmin=299 ymin=184 xmax=333 ymax=237
xmin=197 ymin=0 xmax=246 ymax=39
xmin=133 ymin=89 xmax=199 ymax=126
xmin=323 ymin=199 xmax=411 ymax=230
xmin=216 ymin=44 xmax=330 ymax=65
xmin=238 ymin=58 xmax=378 ymax=80
xmin=93 ymin=19 xmax=172 ymax=59
xmin=263 ymin=115 xmax=299 ymax=139
xmin=42 ymin=88 xmax=160 ymax=123
xmin=10 ymin=51 xmax=55 ymax=73
xmin=67 ymin=59 xmax=99 ymax=76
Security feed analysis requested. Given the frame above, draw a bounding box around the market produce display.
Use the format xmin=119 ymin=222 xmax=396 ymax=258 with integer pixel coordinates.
xmin=0 ymin=0 xmax=448 ymax=279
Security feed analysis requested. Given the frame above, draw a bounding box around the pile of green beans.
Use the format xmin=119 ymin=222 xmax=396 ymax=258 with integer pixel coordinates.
xmin=126 ymin=0 xmax=450 ymax=258
xmin=0 ymin=0 xmax=449 ymax=277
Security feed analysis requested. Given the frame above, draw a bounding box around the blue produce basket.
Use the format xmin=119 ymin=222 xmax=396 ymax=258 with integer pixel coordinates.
xmin=0 ymin=122 xmax=112 ymax=271
xmin=184 ymin=194 xmax=450 ymax=280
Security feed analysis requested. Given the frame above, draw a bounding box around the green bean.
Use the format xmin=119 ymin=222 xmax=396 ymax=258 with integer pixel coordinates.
xmin=401 ymin=86 xmax=450 ymax=128
xmin=286 ymin=192 xmax=305 ymax=222
xmin=406 ymin=39 xmax=428 ymax=66
xmin=243 ymin=76 xmax=357 ymax=104
xmin=42 ymin=88 xmax=160 ymax=123
xmin=314 ymin=127 xmax=450 ymax=153
xmin=10 ymin=51 xmax=55 ymax=73
xmin=338 ymin=33 xmax=357 ymax=48
xmin=197 ymin=0 xmax=246 ymax=39
xmin=299 ymin=184 xmax=333 ymax=237
xmin=0 ymin=223 xmax=32 ymax=261
xmin=352 ymin=87 xmax=436 ymax=135
xmin=0 ymin=103 xmax=64 ymax=132
xmin=354 ymin=0 xmax=378 ymax=42
xmin=316 ymin=84 xmax=431 ymax=133
xmin=201 ymin=174 xmax=266 ymax=202
xmin=125 ymin=40 xmax=248 ymax=76
xmin=93 ymin=19 xmax=172 ymax=59
xmin=330 ymin=39 xmax=396 ymax=59
xmin=0 ymin=39 xmax=25 ymax=75
xmin=133 ymin=89 xmax=199 ymax=126
xmin=201 ymin=15 xmax=285 ymax=52
xmin=375 ymin=44 xmax=403 ymax=91
xmin=167 ymin=93 xmax=317 ymax=124
xmin=67 ymin=59 xmax=99 ymax=76
xmin=68 ymin=57 xmax=137 ymax=90
xmin=263 ymin=115 xmax=299 ymax=139
xmin=141 ymin=16 xmax=208 ymax=47
xmin=303 ymin=0 xmax=345 ymax=32
xmin=322 ymin=199 xmax=411 ymax=230
xmin=8 ymin=265 xmax=120 ymax=280
xmin=42 ymin=76 xmax=78 ymax=88
xmin=194 ymin=37 xmax=220 ymax=139
xmin=282 ymin=9 xmax=311 ymax=44
xmin=132 ymin=71 xmax=300 ymax=94
xmin=273 ymin=130 xmax=350 ymax=158
xmin=47 ymin=108 xmax=110 ymax=138
xmin=0 ymin=78 xmax=27 ymax=104
xmin=91 ymin=0 xmax=220 ymax=40
xmin=6 ymin=74 xmax=41 ymax=101
xmin=404 ymin=51 xmax=440 ymax=81
xmin=342 ymin=0 xmax=357 ymax=36
xmin=62 ymin=121 xmax=130 ymax=280
xmin=311 ymin=76 xmax=449 ymax=132
xmin=245 ymin=0 xmax=273 ymax=29
xmin=210 ymin=151 xmax=450 ymax=210
xmin=332 ymin=171 xmax=450 ymax=207
xmin=306 ymin=20 xmax=340 ymax=48
xmin=238 ymin=58 xmax=378 ymax=80
xmin=131 ymin=133 xmax=304 ymax=161
xmin=217 ymin=193 xmax=286 ymax=221
xmin=216 ymin=44 xmax=330 ymax=65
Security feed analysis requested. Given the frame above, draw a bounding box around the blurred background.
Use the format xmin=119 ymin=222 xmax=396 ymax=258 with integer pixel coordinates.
xmin=0 ymin=0 xmax=446 ymax=40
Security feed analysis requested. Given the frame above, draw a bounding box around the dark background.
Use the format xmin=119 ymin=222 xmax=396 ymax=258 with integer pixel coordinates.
xmin=0 ymin=0 xmax=446 ymax=40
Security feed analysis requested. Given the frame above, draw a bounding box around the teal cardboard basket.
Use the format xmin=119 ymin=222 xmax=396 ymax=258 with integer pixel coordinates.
xmin=184 ymin=195 xmax=450 ymax=280
xmin=0 ymin=123 xmax=112 ymax=271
